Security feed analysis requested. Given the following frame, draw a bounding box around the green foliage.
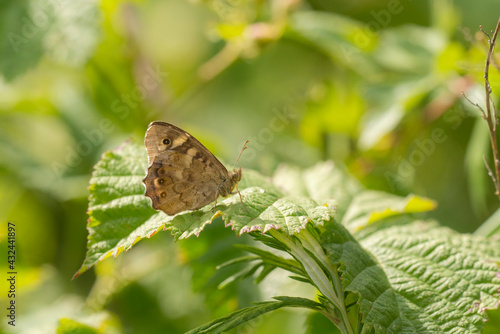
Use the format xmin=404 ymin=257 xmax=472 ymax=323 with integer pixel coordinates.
xmin=78 ymin=141 xmax=334 ymax=277
xmin=79 ymin=141 xmax=500 ymax=333
xmin=325 ymin=218 xmax=500 ymax=333
xmin=475 ymin=207 xmax=500 ymax=237
xmin=2 ymin=0 xmax=500 ymax=333
xmin=56 ymin=312 xmax=122 ymax=334
xmin=57 ymin=319 xmax=98 ymax=334
xmin=0 ymin=0 xmax=100 ymax=81
xmin=187 ymin=297 xmax=324 ymax=334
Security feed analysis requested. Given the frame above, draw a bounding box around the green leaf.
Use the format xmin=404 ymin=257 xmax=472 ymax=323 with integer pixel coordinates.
xmin=272 ymin=161 xmax=361 ymax=219
xmin=57 ymin=312 xmax=122 ymax=334
xmin=0 ymin=1 xmax=44 ymax=81
xmin=233 ymin=244 xmax=305 ymax=276
xmin=217 ymin=262 xmax=262 ymax=289
xmin=57 ymin=319 xmax=98 ymax=334
xmin=0 ymin=0 xmax=99 ymax=81
xmin=465 ymin=119 xmax=492 ymax=217
xmin=77 ymin=141 xmax=334 ymax=277
xmin=186 ymin=297 xmax=324 ymax=334
xmin=341 ymin=190 xmax=437 ymax=232
xmin=362 ymin=221 xmax=500 ymax=332
xmin=475 ymin=206 xmax=500 ymax=238
xmin=321 ymin=222 xmax=399 ymax=333
xmin=288 ymin=11 xmax=377 ymax=76
xmin=215 ymin=255 xmax=261 ymax=270
xmin=162 ymin=185 xmax=332 ymax=240
xmin=323 ymin=218 xmax=500 ymax=333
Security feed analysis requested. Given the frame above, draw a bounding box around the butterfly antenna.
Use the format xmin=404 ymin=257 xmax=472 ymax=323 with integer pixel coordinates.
xmin=233 ymin=139 xmax=249 ymax=170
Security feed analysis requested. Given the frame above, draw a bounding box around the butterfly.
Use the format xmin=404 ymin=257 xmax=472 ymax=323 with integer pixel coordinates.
xmin=142 ymin=121 xmax=247 ymax=215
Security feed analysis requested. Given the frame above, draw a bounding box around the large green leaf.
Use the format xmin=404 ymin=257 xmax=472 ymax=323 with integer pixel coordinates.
xmin=79 ymin=140 xmax=500 ymax=334
xmin=76 ymin=141 xmax=334 ymax=277
xmin=320 ymin=181 xmax=499 ymax=333
xmin=323 ymin=216 xmax=500 ymax=333
xmin=321 ymin=222 xmax=400 ymax=333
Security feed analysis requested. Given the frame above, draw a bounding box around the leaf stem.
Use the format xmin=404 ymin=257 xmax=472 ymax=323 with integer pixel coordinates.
xmin=269 ymin=229 xmax=355 ymax=334
xmin=298 ymin=230 xmax=352 ymax=331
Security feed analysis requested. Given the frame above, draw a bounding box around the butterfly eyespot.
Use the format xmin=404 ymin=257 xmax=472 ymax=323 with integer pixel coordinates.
xmin=163 ymin=138 xmax=171 ymax=145
xmin=158 ymin=178 xmax=164 ymax=184
xmin=160 ymin=192 xmax=167 ymax=198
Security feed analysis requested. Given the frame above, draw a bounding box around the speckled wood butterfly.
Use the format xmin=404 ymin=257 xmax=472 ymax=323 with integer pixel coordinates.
xmin=143 ymin=121 xmax=247 ymax=215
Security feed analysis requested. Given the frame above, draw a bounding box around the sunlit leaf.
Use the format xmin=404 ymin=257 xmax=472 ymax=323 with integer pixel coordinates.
xmin=475 ymin=206 xmax=500 ymax=237
xmin=77 ymin=141 xmax=335 ymax=276
xmin=272 ymin=161 xmax=361 ymax=219
xmin=323 ymin=218 xmax=500 ymax=333
xmin=57 ymin=319 xmax=98 ymax=334
xmin=341 ymin=190 xmax=436 ymax=232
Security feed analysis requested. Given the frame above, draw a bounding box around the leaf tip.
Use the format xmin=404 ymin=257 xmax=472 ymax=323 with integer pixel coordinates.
xmin=72 ymin=266 xmax=88 ymax=280
xmin=113 ymin=246 xmax=125 ymax=258
xmin=211 ymin=210 xmax=223 ymax=220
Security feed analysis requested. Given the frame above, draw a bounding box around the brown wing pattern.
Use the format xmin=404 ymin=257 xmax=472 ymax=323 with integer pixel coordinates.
xmin=142 ymin=122 xmax=230 ymax=215
xmin=144 ymin=121 xmax=228 ymax=173
xmin=143 ymin=151 xmax=223 ymax=214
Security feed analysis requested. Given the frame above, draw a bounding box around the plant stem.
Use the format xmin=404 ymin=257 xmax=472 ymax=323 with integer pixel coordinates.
xmin=481 ymin=17 xmax=500 ymax=199
xmin=299 ymin=230 xmax=353 ymax=332
xmin=269 ymin=229 xmax=355 ymax=334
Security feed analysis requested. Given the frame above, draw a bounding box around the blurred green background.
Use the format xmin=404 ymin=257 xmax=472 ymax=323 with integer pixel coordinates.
xmin=0 ymin=0 xmax=499 ymax=333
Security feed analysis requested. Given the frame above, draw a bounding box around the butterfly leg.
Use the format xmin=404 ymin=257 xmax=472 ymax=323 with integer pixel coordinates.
xmin=212 ymin=188 xmax=220 ymax=212
xmin=234 ymin=185 xmax=250 ymax=213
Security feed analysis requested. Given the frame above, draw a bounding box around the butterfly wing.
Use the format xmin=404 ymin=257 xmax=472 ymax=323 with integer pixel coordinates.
xmin=143 ymin=122 xmax=230 ymax=215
